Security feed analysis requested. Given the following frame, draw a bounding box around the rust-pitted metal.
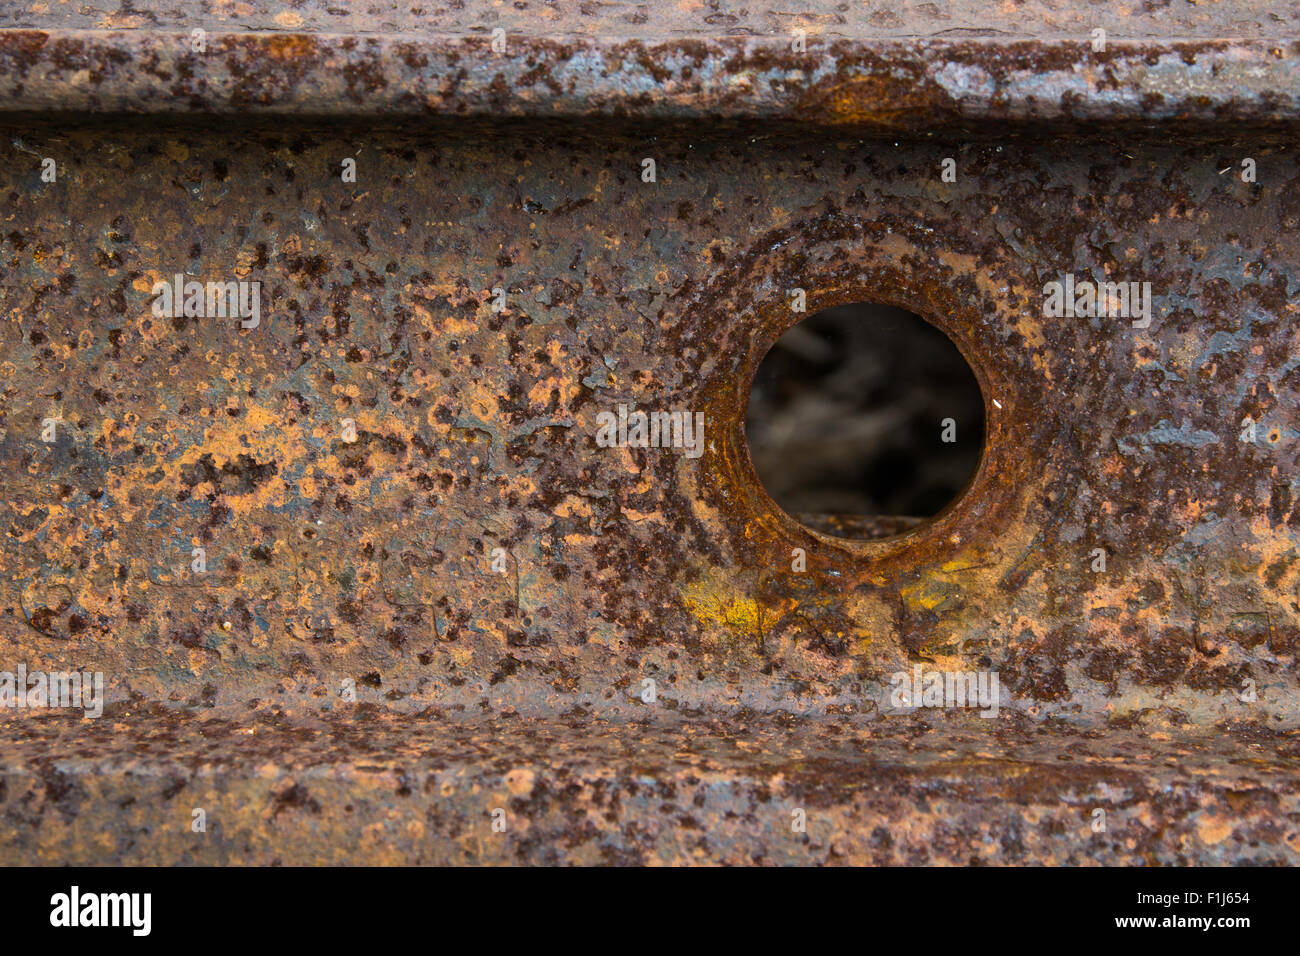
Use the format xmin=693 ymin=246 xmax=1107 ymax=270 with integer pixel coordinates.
xmin=0 ymin=30 xmax=1298 ymax=127
xmin=1 ymin=0 xmax=1300 ymax=127
xmin=6 ymin=0 xmax=1299 ymax=39
xmin=2 ymin=705 xmax=1298 ymax=865
xmin=0 ymin=2 xmax=1298 ymax=865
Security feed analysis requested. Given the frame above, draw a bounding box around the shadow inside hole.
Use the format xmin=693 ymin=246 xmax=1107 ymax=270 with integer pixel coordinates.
xmin=745 ymin=303 xmax=985 ymax=541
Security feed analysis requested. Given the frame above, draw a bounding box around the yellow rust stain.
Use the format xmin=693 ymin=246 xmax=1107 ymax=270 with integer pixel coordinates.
xmin=682 ymin=574 xmax=762 ymax=637
xmin=900 ymin=577 xmax=952 ymax=612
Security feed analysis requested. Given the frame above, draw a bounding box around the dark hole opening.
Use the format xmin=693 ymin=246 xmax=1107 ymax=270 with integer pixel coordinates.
xmin=745 ymin=303 xmax=985 ymax=541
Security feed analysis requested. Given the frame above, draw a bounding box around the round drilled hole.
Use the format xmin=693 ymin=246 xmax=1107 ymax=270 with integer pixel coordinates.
xmin=745 ymin=302 xmax=985 ymax=542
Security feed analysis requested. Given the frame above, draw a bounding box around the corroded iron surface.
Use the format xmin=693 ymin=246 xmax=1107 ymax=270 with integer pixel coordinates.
xmin=8 ymin=0 xmax=1299 ymax=37
xmin=0 ymin=2 xmax=1298 ymax=864
xmin=0 ymin=30 xmax=1298 ymax=127
xmin=4 ymin=125 xmax=1296 ymax=719
xmin=2 ymin=0 xmax=1300 ymax=127
xmin=3 ymin=706 xmax=1297 ymax=865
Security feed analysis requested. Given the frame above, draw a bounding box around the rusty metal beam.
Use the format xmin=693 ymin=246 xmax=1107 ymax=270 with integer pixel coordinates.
xmin=1 ymin=29 xmax=1298 ymax=128
xmin=1 ymin=1 xmax=1298 ymax=865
